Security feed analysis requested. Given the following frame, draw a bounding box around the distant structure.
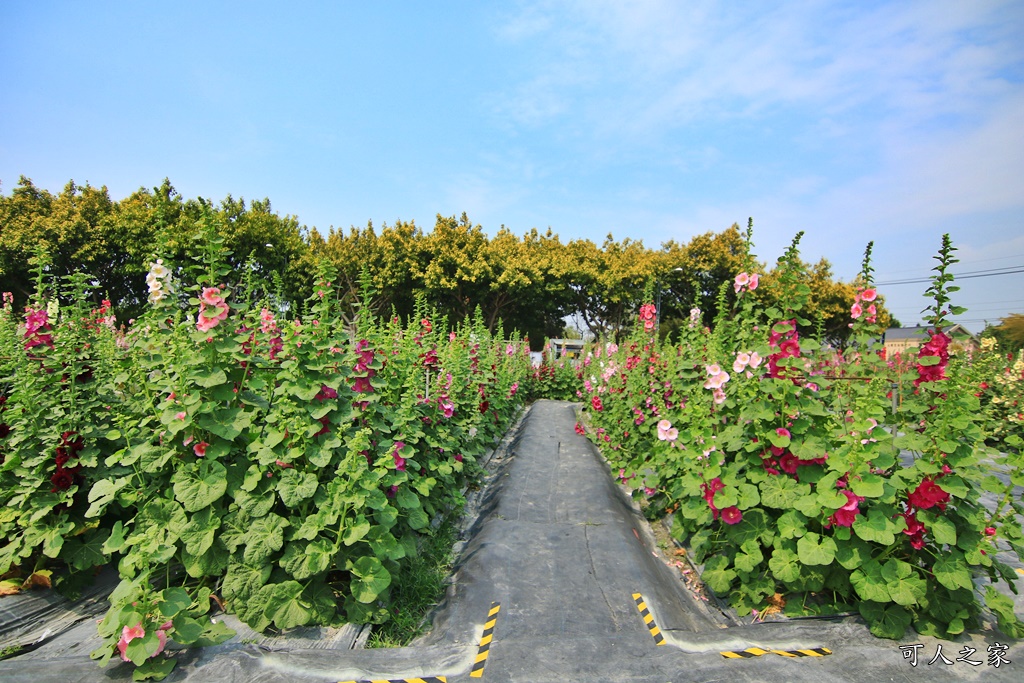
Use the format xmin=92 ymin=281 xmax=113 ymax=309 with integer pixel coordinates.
xmin=884 ymin=324 xmax=979 ymax=357
xmin=545 ymin=338 xmax=586 ymax=362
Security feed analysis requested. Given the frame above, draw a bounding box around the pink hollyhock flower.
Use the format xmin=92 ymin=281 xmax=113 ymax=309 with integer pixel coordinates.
xmin=200 ymin=287 xmax=223 ymax=306
xmin=776 ymin=427 xmax=791 ymax=439
xmin=721 ymin=506 xmax=742 ymax=525
xmin=117 ymin=623 xmax=146 ymax=662
xmin=193 ymin=441 xmax=208 ymax=457
xmin=175 ymin=411 xmax=186 ymax=421
xmin=275 ymin=459 xmax=293 ymax=468
xmin=748 ymin=351 xmax=762 ymax=368
xmin=712 ymin=388 xmax=727 ymax=405
xmin=860 ymin=288 xmax=877 ymax=302
xmin=748 ymin=273 xmax=759 ymax=290
xmin=851 ymin=302 xmax=863 ymax=319
xmin=734 ymin=272 xmax=749 ymax=293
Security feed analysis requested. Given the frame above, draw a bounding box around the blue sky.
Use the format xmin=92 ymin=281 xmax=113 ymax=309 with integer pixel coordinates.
xmin=2 ymin=1 xmax=1023 ymax=329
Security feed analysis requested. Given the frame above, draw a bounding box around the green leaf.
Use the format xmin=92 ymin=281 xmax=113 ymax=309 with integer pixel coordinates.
xmin=777 ymin=510 xmax=807 ymax=539
xmin=853 ymin=509 xmax=896 ymax=545
xmin=700 ymin=555 xmax=737 ymax=594
xmin=170 ymin=615 xmax=205 ymax=644
xmin=342 ymin=515 xmax=371 ymax=546
xmin=159 ymin=587 xmax=192 ymax=617
xmin=193 ymin=618 xmax=236 ymax=647
xmin=131 ymin=656 xmax=176 ymax=681
xmin=933 ymin=552 xmax=973 ymax=591
xmin=85 ymin=477 xmax=129 ymax=518
xmin=882 ymin=560 xmax=926 ymax=606
xmin=407 ymin=508 xmax=430 ymax=530
xmin=851 ymin=560 xmax=891 ymax=602
xmin=126 ymin=629 xmax=161 ymax=666
xmin=180 ymin=507 xmax=220 ymax=556
xmin=197 ymin=407 xmax=252 ymax=441
xmin=172 ymin=460 xmax=228 ymax=512
xmin=797 ymin=532 xmax=836 ymax=566
xmin=102 ymin=521 xmax=126 ymax=553
xmin=349 ymin=556 xmax=392 ymax=603
xmin=395 ymin=487 xmax=421 ymax=510
xmin=280 ymin=539 xmax=333 ymax=580
xmin=859 ymin=601 xmax=911 ymax=639
xmin=794 ymin=494 xmax=823 ymax=517
xmin=928 ymin=515 xmax=957 ymax=546
xmin=759 ymin=477 xmax=808 ymax=509
xmin=261 ymin=580 xmax=313 ymax=630
xmin=242 ymin=514 xmax=289 ymax=566
xmin=192 ymin=367 xmax=227 ymax=388
xmin=276 ymin=470 xmax=319 ymax=507
xmin=62 ymin=528 xmax=109 ymax=570
xmin=834 ymin=536 xmax=873 ymax=570
xmin=768 ymin=546 xmax=801 ymax=583
xmin=849 ymin=474 xmax=884 ymax=498
xmin=222 ymin=561 xmax=272 ymax=604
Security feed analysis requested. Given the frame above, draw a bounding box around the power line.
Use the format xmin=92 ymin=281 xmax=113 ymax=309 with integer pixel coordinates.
xmin=874 ymin=253 xmax=1024 ymax=279
xmin=875 ymin=266 xmax=1024 ymax=286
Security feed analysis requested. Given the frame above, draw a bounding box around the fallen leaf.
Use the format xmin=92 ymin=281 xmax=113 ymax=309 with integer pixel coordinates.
xmin=0 ymin=580 xmax=23 ymax=596
xmin=23 ymin=570 xmax=52 ymax=590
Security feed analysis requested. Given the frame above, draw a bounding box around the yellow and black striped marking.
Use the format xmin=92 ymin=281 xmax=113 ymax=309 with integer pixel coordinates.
xmin=632 ymin=593 xmax=666 ymax=646
xmin=771 ymin=647 xmax=831 ymax=658
xmin=720 ymin=647 xmax=832 ymax=659
xmin=470 ymin=601 xmax=501 ymax=678
xmin=338 ymin=678 xmax=446 ymax=683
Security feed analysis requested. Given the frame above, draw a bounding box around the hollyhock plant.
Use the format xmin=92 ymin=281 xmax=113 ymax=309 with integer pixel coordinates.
xmin=574 ymin=235 xmax=1024 ymax=641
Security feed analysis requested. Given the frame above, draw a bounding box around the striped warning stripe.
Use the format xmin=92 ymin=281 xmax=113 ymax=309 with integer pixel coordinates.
xmin=338 ymin=678 xmax=446 ymax=683
xmin=721 ymin=647 xmax=773 ymax=659
xmin=632 ymin=593 xmax=666 ymax=646
xmin=720 ymin=647 xmax=832 ymax=659
xmin=470 ymin=601 xmax=501 ymax=678
xmin=772 ymin=647 xmax=832 ymax=658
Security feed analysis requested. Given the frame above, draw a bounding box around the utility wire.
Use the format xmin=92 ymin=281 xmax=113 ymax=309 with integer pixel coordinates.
xmin=876 ymin=266 xmax=1024 ymax=286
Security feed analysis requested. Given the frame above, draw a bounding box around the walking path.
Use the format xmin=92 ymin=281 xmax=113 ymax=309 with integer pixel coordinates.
xmin=2 ymin=400 xmax=1021 ymax=681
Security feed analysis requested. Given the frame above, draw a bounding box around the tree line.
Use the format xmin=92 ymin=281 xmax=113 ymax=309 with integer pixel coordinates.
xmin=1 ymin=176 xmax=898 ymax=348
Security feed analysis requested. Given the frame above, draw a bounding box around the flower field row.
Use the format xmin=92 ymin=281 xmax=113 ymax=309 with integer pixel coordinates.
xmin=0 ymin=237 xmax=530 ymax=679
xmin=575 ymin=234 xmax=1024 ymax=641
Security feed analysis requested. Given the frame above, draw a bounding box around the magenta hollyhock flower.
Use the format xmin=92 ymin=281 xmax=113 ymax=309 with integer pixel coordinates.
xmin=779 ymin=452 xmax=800 ymax=474
xmin=590 ymin=395 xmax=603 ymax=412
xmin=392 ymin=441 xmax=407 ymax=471
xmin=721 ymin=506 xmax=742 ymax=525
xmin=775 ymin=427 xmax=791 ymax=439
xmin=908 ymin=478 xmax=950 ymax=511
xmin=455 ymin=454 xmax=463 ymax=463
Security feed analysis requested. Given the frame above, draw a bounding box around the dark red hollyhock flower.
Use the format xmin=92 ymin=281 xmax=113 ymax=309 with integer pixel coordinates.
xmin=479 ymin=400 xmax=490 ymax=414
xmin=0 ymin=424 xmax=9 ymax=439
xmin=50 ymin=468 xmax=75 ymax=491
